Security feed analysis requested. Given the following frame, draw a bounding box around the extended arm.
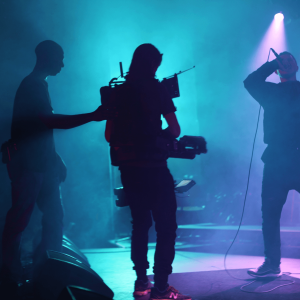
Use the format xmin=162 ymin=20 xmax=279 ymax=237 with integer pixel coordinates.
xmin=40 ymin=105 xmax=114 ymax=129
xmin=40 ymin=112 xmax=95 ymax=129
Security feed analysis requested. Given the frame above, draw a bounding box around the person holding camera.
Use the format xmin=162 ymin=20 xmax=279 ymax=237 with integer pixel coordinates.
xmin=105 ymin=44 xmax=191 ymax=300
xmin=0 ymin=40 xmax=114 ymax=293
xmin=244 ymin=51 xmax=300 ymax=277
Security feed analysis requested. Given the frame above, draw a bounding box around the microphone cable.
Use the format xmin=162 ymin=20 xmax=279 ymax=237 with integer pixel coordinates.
xmin=223 ymin=105 xmax=261 ymax=280
xmin=223 ymin=49 xmax=272 ymax=279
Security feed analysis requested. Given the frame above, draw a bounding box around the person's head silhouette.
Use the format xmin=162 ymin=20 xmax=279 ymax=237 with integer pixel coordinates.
xmin=128 ymin=43 xmax=163 ymax=79
xmin=34 ymin=40 xmax=64 ymax=76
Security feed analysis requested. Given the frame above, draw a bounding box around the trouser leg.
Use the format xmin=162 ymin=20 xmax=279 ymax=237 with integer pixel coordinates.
xmin=1 ymin=167 xmax=43 ymax=281
xmin=120 ymin=166 xmax=177 ymax=287
xmin=120 ymin=168 xmax=152 ymax=278
xmin=129 ymin=203 xmax=152 ymax=277
xmin=151 ymin=168 xmax=177 ymax=288
xmin=34 ymin=174 xmax=64 ymax=265
xmin=261 ymin=163 xmax=289 ymax=266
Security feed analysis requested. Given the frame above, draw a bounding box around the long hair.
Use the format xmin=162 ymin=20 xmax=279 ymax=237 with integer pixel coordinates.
xmin=127 ymin=44 xmax=162 ymax=80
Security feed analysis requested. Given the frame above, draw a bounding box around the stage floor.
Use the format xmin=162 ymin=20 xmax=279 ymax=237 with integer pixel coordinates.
xmin=82 ymin=246 xmax=300 ymax=300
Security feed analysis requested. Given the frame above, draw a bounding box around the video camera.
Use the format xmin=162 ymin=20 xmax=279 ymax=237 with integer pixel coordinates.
xmin=160 ymin=135 xmax=207 ymax=159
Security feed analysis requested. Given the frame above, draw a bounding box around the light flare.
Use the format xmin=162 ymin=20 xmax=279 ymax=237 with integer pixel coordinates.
xmin=274 ymin=13 xmax=284 ymax=22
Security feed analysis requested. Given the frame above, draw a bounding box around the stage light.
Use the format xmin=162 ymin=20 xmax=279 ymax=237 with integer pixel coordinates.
xmin=274 ymin=12 xmax=284 ymax=22
xmin=252 ymin=10 xmax=286 ymax=80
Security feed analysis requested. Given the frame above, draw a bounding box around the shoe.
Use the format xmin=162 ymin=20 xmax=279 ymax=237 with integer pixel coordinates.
xmin=247 ymin=259 xmax=282 ymax=278
xmin=150 ymin=285 xmax=191 ymax=300
xmin=133 ymin=279 xmax=152 ymax=297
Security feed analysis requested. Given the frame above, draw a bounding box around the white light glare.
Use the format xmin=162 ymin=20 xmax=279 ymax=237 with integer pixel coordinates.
xmin=274 ymin=13 xmax=284 ymax=22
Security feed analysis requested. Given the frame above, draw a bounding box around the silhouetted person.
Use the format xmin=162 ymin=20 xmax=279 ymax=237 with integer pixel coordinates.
xmin=105 ymin=44 xmax=190 ymax=300
xmin=0 ymin=40 xmax=113 ymax=293
xmin=244 ymin=51 xmax=300 ymax=277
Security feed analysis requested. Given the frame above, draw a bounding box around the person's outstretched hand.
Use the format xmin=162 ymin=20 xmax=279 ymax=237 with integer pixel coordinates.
xmin=92 ymin=103 xmax=117 ymax=121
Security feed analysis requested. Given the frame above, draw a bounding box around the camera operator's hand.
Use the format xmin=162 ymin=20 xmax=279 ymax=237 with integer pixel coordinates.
xmin=92 ymin=103 xmax=117 ymax=121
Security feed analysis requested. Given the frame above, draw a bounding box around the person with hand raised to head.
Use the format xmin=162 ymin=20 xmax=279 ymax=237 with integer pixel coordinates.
xmin=244 ymin=50 xmax=300 ymax=278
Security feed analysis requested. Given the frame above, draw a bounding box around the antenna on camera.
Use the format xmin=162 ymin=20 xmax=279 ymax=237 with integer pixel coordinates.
xmin=119 ymin=62 xmax=124 ymax=78
xmin=161 ymin=66 xmax=196 ymax=99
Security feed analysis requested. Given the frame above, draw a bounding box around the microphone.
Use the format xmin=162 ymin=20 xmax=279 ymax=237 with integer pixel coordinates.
xmin=270 ymin=48 xmax=283 ymax=64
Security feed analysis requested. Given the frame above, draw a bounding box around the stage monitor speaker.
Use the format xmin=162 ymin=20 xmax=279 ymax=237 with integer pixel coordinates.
xmin=62 ymin=235 xmax=90 ymax=267
xmin=34 ymin=250 xmax=114 ymax=300
xmin=58 ymin=285 xmax=113 ymax=300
